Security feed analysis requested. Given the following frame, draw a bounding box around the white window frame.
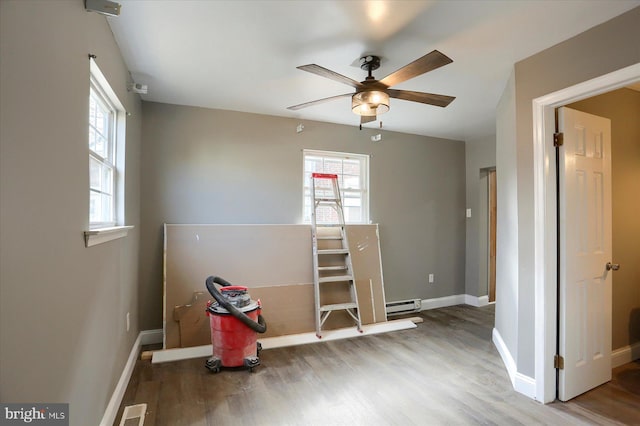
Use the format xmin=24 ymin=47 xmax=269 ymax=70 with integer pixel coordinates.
xmin=85 ymin=58 xmax=132 ymax=247
xmin=302 ymin=149 xmax=370 ymax=224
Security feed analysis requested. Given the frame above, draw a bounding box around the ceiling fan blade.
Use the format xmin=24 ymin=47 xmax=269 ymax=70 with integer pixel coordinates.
xmin=287 ymin=93 xmax=352 ymax=111
xmin=361 ymin=115 xmax=376 ymax=124
xmin=379 ymin=50 xmax=453 ymax=88
xmin=387 ymin=89 xmax=455 ymax=108
xmin=297 ymin=64 xmax=364 ymax=89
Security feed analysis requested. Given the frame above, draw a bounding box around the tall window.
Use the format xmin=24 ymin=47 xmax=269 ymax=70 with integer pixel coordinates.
xmin=88 ymin=59 xmax=125 ymax=231
xmin=89 ymin=79 xmax=116 ymax=228
xmin=303 ymin=150 xmax=369 ymax=224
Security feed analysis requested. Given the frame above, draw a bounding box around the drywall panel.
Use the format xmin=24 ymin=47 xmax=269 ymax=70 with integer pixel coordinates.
xmin=164 ymin=224 xmax=387 ymax=348
xmin=164 ymin=224 xmax=313 ymax=348
xmin=346 ymin=225 xmax=387 ymax=324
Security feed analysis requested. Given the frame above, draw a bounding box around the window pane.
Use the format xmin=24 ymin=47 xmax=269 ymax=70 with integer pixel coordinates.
xmin=89 ymin=128 xmax=97 ymax=152
xmin=90 ymin=190 xmax=113 ymax=224
xmin=89 ymin=72 xmax=119 ymax=227
xmin=90 ymin=157 xmax=114 ymax=195
xmin=343 ymin=174 xmax=360 ymax=190
xmin=90 ymin=157 xmax=101 ymax=190
xmin=344 ymin=206 xmax=362 ymax=223
xmin=305 ymin=157 xmax=322 ymax=173
xmin=89 ymin=190 xmax=102 ymax=223
xmin=343 ymin=191 xmax=362 ymax=207
xmin=89 ymin=87 xmax=113 ymax=161
xmin=101 ymin=193 xmax=113 ymax=223
xmin=315 ymin=205 xmax=339 ymax=224
xmin=95 ymin=134 xmax=107 ymax=159
xmin=324 ymin=159 xmax=342 ymax=174
xmin=102 ymin=164 xmax=113 ymax=195
xmin=343 ymin=159 xmax=360 ymax=175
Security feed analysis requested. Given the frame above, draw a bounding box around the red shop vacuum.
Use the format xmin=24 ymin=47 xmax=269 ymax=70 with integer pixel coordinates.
xmin=204 ymin=276 xmax=267 ymax=373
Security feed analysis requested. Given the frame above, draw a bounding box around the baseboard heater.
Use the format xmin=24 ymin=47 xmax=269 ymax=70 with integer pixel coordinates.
xmin=385 ymin=299 xmax=422 ymax=315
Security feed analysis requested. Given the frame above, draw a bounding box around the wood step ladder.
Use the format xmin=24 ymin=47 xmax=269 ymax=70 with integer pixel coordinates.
xmin=310 ymin=173 xmax=362 ymax=338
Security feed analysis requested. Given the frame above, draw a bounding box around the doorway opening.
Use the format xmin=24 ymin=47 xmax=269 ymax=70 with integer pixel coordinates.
xmin=532 ymin=62 xmax=640 ymax=403
xmin=480 ymin=168 xmax=497 ymax=304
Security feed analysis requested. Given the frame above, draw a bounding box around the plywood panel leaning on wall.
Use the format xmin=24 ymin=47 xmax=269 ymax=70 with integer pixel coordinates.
xmin=173 ymin=292 xmax=210 ymax=348
xmin=164 ymin=224 xmax=387 ymax=349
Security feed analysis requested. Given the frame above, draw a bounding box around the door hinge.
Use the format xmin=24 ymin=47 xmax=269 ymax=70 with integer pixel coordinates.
xmin=554 ymin=354 xmax=564 ymax=370
xmin=553 ymin=132 xmax=564 ymax=147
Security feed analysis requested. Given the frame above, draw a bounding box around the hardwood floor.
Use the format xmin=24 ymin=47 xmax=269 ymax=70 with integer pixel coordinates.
xmin=115 ymin=305 xmax=639 ymax=425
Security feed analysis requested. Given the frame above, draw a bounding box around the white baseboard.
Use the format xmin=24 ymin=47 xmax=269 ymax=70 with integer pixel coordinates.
xmin=421 ymin=294 xmax=465 ymax=310
xmin=99 ymin=329 xmax=163 ymax=426
xmin=514 ymin=372 xmax=537 ymax=399
xmin=612 ymin=342 xmax=640 ymax=368
xmin=492 ymin=327 xmax=517 ymax=383
xmin=421 ymin=294 xmax=489 ymax=310
xmin=492 ymin=327 xmax=536 ymax=399
xmin=465 ymin=294 xmax=489 ymax=307
xmin=140 ymin=328 xmax=163 ymax=345
xmin=99 ymin=333 xmax=143 ymax=426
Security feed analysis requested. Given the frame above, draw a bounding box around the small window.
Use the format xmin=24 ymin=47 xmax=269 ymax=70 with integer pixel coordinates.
xmin=88 ymin=59 xmax=125 ymax=230
xmin=302 ymin=150 xmax=369 ymax=224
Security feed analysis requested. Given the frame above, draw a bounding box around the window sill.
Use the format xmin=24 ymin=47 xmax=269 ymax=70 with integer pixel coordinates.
xmin=84 ymin=225 xmax=134 ymax=247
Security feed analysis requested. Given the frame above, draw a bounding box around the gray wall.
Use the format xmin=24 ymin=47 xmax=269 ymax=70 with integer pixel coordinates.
xmin=495 ymin=70 xmax=519 ymax=360
xmin=0 ymin=1 xmax=142 ymax=425
xmin=495 ymin=6 xmax=640 ymax=378
xmin=568 ymin=88 xmax=640 ymax=351
xmin=464 ymin=135 xmax=496 ymax=297
xmin=139 ymin=102 xmax=466 ymax=330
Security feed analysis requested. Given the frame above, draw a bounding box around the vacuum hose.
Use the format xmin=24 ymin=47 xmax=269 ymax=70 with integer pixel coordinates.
xmin=205 ymin=276 xmax=267 ymax=334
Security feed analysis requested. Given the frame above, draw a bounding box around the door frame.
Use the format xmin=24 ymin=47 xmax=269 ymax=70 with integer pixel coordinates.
xmin=488 ymin=169 xmax=497 ymax=303
xmin=532 ymin=62 xmax=640 ymax=403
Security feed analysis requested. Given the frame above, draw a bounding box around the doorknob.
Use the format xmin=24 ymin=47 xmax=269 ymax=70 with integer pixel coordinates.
xmin=606 ymin=262 xmax=620 ymax=271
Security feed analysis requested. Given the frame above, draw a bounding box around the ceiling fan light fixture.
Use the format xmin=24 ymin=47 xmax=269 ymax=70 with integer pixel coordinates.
xmin=352 ymin=90 xmax=389 ymax=116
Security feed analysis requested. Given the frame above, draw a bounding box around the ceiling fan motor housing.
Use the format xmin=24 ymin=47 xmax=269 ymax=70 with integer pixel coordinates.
xmin=360 ymin=55 xmax=381 ymax=72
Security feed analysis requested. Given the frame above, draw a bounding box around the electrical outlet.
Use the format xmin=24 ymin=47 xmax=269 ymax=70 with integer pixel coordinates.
xmin=126 ymin=312 xmax=130 ymax=332
xmin=428 ymin=274 xmax=434 ymax=284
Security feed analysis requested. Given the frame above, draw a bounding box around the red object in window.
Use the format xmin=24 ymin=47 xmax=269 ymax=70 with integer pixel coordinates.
xmin=311 ymin=173 xmax=338 ymax=179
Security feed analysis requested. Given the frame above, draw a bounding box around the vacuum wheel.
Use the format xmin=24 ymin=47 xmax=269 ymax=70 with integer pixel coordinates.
xmin=205 ymin=357 xmax=222 ymax=373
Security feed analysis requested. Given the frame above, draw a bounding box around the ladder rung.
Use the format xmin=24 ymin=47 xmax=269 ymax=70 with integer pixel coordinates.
xmin=320 ymin=302 xmax=358 ymax=312
xmin=318 ymin=249 xmax=349 ymax=255
xmin=317 ymin=236 xmax=342 ymax=240
xmin=318 ymin=265 xmax=347 ymax=271
xmin=315 ymin=198 xmax=340 ymax=202
xmin=318 ymin=275 xmax=353 ymax=283
xmin=316 ymin=224 xmax=344 ymax=228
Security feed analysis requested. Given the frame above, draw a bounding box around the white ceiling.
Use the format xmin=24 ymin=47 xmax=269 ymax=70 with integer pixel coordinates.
xmin=107 ymin=0 xmax=640 ymax=141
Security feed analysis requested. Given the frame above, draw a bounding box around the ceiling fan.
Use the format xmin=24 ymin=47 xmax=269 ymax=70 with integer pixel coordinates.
xmin=287 ymin=50 xmax=455 ymax=127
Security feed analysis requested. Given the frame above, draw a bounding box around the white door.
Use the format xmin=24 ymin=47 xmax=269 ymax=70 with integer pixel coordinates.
xmin=558 ymin=107 xmax=613 ymax=401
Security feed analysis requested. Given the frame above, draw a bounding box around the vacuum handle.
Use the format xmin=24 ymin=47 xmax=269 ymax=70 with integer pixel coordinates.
xmin=205 ymin=276 xmax=267 ymax=334
xmin=221 ymin=286 xmax=248 ymax=292
xmin=210 ymin=276 xmax=233 ymax=287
